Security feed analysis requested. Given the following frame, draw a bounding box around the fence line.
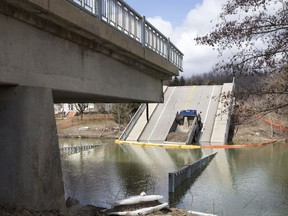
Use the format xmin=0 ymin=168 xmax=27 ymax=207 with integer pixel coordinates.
xmin=60 ymin=144 xmax=103 ymax=155
xmin=255 ymin=114 xmax=288 ymax=132
xmin=69 ymin=0 xmax=183 ymax=71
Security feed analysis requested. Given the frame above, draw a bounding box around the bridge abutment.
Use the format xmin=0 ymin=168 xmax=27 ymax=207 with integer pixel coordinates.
xmin=0 ymin=86 xmax=65 ymax=210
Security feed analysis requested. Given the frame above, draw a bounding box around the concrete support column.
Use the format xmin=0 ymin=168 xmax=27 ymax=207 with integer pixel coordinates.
xmin=0 ymin=86 xmax=64 ymax=210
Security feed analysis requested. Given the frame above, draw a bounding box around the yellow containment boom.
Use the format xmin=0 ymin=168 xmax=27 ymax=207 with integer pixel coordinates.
xmin=115 ymin=139 xmax=277 ymax=149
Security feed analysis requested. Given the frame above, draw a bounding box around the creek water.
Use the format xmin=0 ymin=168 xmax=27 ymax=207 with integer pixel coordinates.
xmin=60 ymin=138 xmax=288 ymax=216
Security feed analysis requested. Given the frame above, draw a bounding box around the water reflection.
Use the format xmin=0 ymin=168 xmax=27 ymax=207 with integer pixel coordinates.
xmin=176 ymin=143 xmax=288 ymax=215
xmin=225 ymin=144 xmax=288 ymax=215
xmin=60 ymin=139 xmax=288 ymax=216
xmin=61 ymin=138 xmax=201 ymax=208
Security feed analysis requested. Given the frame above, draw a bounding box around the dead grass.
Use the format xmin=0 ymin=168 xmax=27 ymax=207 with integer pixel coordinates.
xmin=232 ymin=113 xmax=287 ymax=144
xmin=56 ymin=114 xmax=122 ymax=139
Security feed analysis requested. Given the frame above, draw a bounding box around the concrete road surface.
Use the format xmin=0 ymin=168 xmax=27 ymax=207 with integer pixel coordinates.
xmin=132 ymin=86 xmax=223 ymax=143
xmin=124 ymin=84 xmax=234 ymax=144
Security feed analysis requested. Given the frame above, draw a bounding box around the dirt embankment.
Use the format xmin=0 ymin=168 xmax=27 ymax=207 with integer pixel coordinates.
xmin=56 ymin=114 xmax=122 ymax=139
xmin=230 ymin=113 xmax=288 ymax=144
xmin=0 ymin=206 xmax=197 ymax=216
xmin=1 ymin=191 xmax=199 ymax=215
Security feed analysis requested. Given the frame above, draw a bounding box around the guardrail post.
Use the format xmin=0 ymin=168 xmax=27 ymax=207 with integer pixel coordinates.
xmin=96 ymin=0 xmax=102 ymax=19
xmin=168 ymin=173 xmax=175 ymax=193
xmin=167 ymin=37 xmax=170 ymax=61
xmin=141 ymin=16 xmax=146 ymax=47
xmin=107 ymin=0 xmax=111 ymax=23
xmin=146 ymin=103 xmax=149 ymax=122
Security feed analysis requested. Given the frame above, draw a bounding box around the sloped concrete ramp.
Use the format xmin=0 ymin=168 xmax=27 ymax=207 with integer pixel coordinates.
xmin=122 ymin=84 xmax=234 ymax=145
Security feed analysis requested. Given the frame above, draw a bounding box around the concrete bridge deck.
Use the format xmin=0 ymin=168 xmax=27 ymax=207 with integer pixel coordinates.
xmin=121 ymin=84 xmax=234 ymax=145
xmin=0 ymin=0 xmax=183 ymax=103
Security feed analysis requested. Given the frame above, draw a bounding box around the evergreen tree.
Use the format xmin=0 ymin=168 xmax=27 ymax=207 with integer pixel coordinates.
xmin=179 ymin=76 xmax=185 ymax=86
xmin=170 ymin=76 xmax=180 ymax=86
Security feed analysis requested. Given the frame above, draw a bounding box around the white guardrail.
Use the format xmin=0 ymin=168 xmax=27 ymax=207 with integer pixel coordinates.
xmin=70 ymin=0 xmax=183 ymax=71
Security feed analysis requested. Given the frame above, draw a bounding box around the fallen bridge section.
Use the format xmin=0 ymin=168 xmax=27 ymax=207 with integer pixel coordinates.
xmin=120 ymin=84 xmax=234 ymax=145
xmin=210 ymin=83 xmax=234 ymax=144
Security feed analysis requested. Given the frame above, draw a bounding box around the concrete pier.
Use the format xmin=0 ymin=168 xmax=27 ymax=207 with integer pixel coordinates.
xmin=0 ymin=86 xmax=64 ymax=210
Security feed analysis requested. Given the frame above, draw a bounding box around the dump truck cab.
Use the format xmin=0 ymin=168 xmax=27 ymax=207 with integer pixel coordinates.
xmin=166 ymin=109 xmax=203 ymax=144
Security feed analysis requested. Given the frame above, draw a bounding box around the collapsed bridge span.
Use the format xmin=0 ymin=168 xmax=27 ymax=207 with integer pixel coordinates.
xmin=120 ymin=84 xmax=234 ymax=145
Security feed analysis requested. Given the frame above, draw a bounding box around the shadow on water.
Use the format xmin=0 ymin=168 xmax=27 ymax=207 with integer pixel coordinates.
xmin=116 ymin=144 xmax=203 ymax=197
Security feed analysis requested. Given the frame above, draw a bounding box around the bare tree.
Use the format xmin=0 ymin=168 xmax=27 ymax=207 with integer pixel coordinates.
xmin=74 ymin=103 xmax=89 ymax=120
xmin=186 ymin=70 xmax=234 ymax=85
xmin=195 ymin=0 xmax=288 ymax=115
xmin=111 ymin=103 xmax=140 ymax=126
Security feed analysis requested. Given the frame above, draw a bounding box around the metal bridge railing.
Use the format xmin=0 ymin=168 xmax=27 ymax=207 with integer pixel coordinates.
xmin=70 ymin=0 xmax=183 ymax=71
xmin=118 ymin=103 xmax=146 ymax=141
xmin=168 ymin=152 xmax=217 ymax=193
xmin=59 ymin=144 xmax=104 ymax=155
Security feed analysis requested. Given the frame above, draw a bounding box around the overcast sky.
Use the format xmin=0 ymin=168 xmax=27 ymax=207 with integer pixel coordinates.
xmin=124 ymin=0 xmax=228 ymax=77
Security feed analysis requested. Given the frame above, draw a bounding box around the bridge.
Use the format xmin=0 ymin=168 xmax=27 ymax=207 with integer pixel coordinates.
xmin=0 ymin=0 xmax=183 ymax=211
xmin=119 ymin=83 xmax=234 ymax=145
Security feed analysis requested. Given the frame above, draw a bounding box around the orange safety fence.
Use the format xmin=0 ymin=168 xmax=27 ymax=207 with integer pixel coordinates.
xmin=66 ymin=111 xmax=77 ymax=118
xmin=255 ymin=114 xmax=288 ymax=132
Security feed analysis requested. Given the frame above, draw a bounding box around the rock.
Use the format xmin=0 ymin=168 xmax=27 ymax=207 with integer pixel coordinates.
xmin=66 ymin=196 xmax=80 ymax=208
xmin=75 ymin=205 xmax=106 ymax=216
xmin=78 ymin=126 xmax=90 ymax=131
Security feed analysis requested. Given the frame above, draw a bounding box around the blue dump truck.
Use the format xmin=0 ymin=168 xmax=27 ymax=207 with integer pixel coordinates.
xmin=166 ymin=109 xmax=202 ymax=144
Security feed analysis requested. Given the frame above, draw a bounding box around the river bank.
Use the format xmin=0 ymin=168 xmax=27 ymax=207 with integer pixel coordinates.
xmin=0 ymin=201 xmax=197 ymax=216
xmin=56 ymin=114 xmax=121 ymax=139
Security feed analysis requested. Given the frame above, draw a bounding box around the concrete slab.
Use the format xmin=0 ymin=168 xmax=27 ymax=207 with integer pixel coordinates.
xmin=133 ymin=85 xmax=223 ymax=143
xmin=210 ymin=83 xmax=234 ymax=144
xmin=127 ymin=86 xmax=168 ymax=141
xmin=124 ymin=84 xmax=234 ymax=145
